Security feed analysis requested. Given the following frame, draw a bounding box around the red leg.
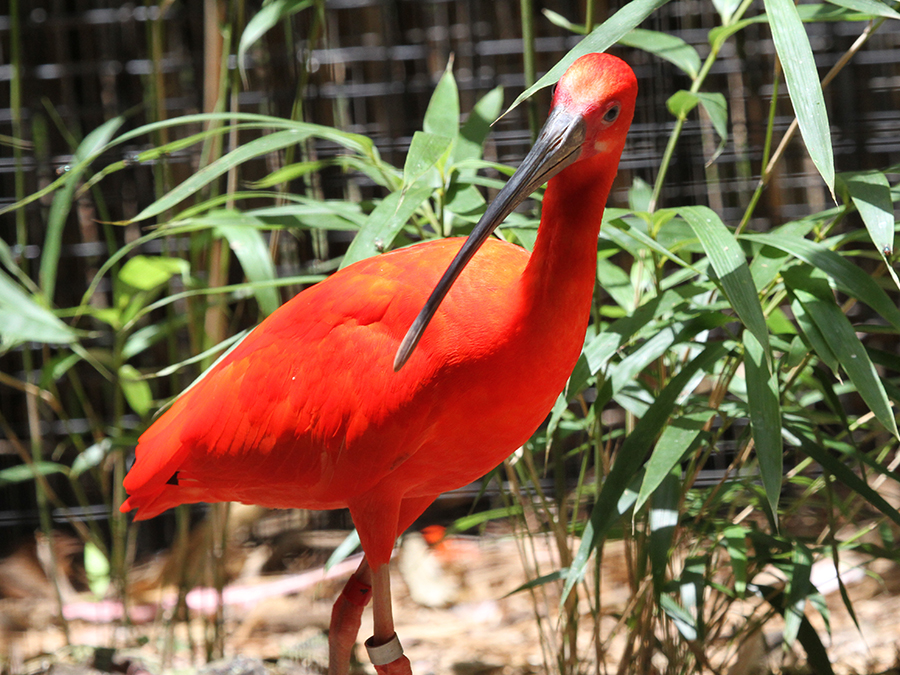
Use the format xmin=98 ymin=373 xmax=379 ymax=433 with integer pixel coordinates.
xmin=365 ymin=564 xmax=412 ymax=674
xmin=328 ymin=559 xmax=373 ymax=675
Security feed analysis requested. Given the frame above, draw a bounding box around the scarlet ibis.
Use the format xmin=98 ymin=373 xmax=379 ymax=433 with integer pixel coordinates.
xmin=121 ymin=53 xmax=636 ymax=674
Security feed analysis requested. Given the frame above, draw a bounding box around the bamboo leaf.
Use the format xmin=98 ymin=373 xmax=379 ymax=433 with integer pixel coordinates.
xmin=118 ymin=255 xmax=187 ymax=292
xmin=637 ymin=409 xmax=715 ymax=512
xmin=742 ymin=232 xmax=900 ymax=330
xmin=618 ymin=29 xmax=701 ymax=78
xmin=341 ymin=186 xmax=434 ymax=267
xmin=238 ymin=0 xmax=314 ymax=84
xmin=41 ymin=116 xmax=124 ymax=300
xmin=0 ymin=270 xmax=77 ymax=346
xmin=840 ymin=171 xmax=895 ymax=256
xmin=119 ymin=364 xmax=153 ymax=417
xmin=423 ymin=59 xmax=459 ymax=143
xmin=213 ymin=213 xmax=281 ymax=316
xmin=0 ymin=461 xmax=69 ymax=485
xmin=648 ymin=469 xmax=681 ymax=593
xmin=507 ymin=0 xmax=672 ymax=114
xmin=564 ymin=343 xmax=728 ymax=600
xmin=131 ymin=129 xmax=312 ymax=223
xmin=454 ymin=87 xmax=504 ymax=169
xmin=764 ymin=0 xmax=835 ymax=193
xmin=403 ymin=131 xmax=453 ymax=187
xmin=743 ymin=328 xmax=784 ymax=521
xmin=681 ymin=206 xmax=770 ymax=358
xmin=724 ymin=525 xmax=749 ymax=597
xmin=824 ymin=0 xmax=900 ymax=19
xmin=783 ymin=266 xmax=898 ymax=437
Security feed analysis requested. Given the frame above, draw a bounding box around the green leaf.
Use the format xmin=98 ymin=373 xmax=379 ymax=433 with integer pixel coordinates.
xmin=341 ymin=186 xmax=434 ymax=267
xmin=790 ymin=424 xmax=900 ymax=529
xmin=423 ymin=59 xmax=460 ymax=142
xmin=41 ymin=116 xmax=125 ymax=300
xmin=751 ymin=583 xmax=836 ymax=675
xmin=648 ymin=469 xmax=681 ymax=593
xmin=0 ymin=461 xmax=68 ymax=485
xmin=132 ymin=129 xmax=313 ymax=223
xmin=325 ymin=530 xmax=361 ymax=570
xmin=680 ymin=206 xmax=770 ymax=359
xmin=507 ymin=0 xmax=672 ymax=113
xmin=764 ymin=0 xmax=835 ymax=193
xmin=119 ymin=364 xmax=153 ymax=417
xmin=784 ymin=543 xmax=814 ymax=646
xmin=659 ymin=594 xmax=698 ymax=641
xmin=238 ymin=0 xmax=314 ymax=84
xmin=618 ymin=28 xmax=701 ymax=78
xmin=824 ymin=0 xmax=900 ymax=19
xmin=667 ymin=91 xmax=729 ymax=160
xmin=741 ymin=232 xmax=900 ymax=331
xmin=84 ymin=541 xmax=111 ymax=598
xmin=724 ymin=525 xmax=749 ymax=597
xmin=454 ymin=87 xmax=504 ymax=169
xmin=637 ymin=409 xmax=715 ymax=512
xmin=839 ymin=171 xmax=895 ymax=256
xmin=743 ymin=328 xmax=783 ymax=522
xmin=214 ymin=213 xmax=280 ymax=316
xmin=0 ymin=270 xmax=77 ymax=345
xmin=118 ymin=255 xmax=187 ymax=292
xmin=783 ymin=266 xmax=898 ymax=437
xmin=564 ymin=342 xmax=728 ymax=600
xmin=403 ymin=131 xmax=453 ymax=187
xmin=71 ymin=439 xmax=113 ymax=477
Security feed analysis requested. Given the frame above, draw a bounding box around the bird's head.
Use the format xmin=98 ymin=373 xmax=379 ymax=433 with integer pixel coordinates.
xmin=394 ymin=53 xmax=637 ymax=371
xmin=551 ymin=53 xmax=638 ymax=164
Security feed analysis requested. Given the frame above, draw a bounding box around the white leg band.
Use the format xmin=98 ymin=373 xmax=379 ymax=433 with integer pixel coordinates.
xmin=365 ymin=633 xmax=404 ymax=666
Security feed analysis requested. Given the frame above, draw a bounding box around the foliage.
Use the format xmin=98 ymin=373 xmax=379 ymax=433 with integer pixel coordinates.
xmin=1 ymin=0 xmax=899 ymax=672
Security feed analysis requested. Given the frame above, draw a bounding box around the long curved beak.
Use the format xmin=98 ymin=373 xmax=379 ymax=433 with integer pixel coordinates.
xmin=393 ymin=107 xmax=586 ymax=372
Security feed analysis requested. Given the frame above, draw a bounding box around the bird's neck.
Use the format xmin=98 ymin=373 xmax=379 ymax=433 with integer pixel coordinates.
xmin=522 ymin=154 xmax=619 ymax=313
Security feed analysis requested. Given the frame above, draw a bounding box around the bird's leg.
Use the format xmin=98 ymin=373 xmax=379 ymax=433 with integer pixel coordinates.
xmin=328 ymin=558 xmax=373 ymax=675
xmin=365 ymin=564 xmax=412 ymax=675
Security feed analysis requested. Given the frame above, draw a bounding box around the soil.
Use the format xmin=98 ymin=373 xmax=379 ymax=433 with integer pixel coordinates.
xmin=1 ymin=522 xmax=898 ymax=675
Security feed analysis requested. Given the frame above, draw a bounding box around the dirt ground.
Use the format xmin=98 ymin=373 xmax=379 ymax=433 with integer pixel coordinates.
xmin=1 ymin=526 xmax=899 ymax=675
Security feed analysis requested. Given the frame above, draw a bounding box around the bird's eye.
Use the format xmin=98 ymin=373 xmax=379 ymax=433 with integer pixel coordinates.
xmin=603 ymin=105 xmax=620 ymax=123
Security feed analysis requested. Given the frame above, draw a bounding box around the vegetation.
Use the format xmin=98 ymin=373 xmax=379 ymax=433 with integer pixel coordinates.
xmin=1 ymin=0 xmax=898 ymax=673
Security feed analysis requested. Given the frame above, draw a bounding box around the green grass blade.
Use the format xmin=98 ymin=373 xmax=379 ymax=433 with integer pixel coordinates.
xmin=764 ymin=0 xmax=835 ymax=193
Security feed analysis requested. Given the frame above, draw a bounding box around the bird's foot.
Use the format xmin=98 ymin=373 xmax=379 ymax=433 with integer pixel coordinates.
xmin=366 ymin=634 xmax=412 ymax=675
xmin=328 ymin=571 xmax=373 ymax=675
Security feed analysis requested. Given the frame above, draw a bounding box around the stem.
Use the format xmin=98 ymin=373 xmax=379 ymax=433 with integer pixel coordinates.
xmin=520 ymin=0 xmax=539 ymax=142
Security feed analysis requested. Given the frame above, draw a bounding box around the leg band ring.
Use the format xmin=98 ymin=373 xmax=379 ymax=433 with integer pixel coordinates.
xmin=365 ymin=633 xmax=404 ymax=666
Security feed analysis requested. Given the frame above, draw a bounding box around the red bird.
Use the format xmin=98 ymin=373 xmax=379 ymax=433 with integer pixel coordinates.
xmin=122 ymin=53 xmax=637 ymax=674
